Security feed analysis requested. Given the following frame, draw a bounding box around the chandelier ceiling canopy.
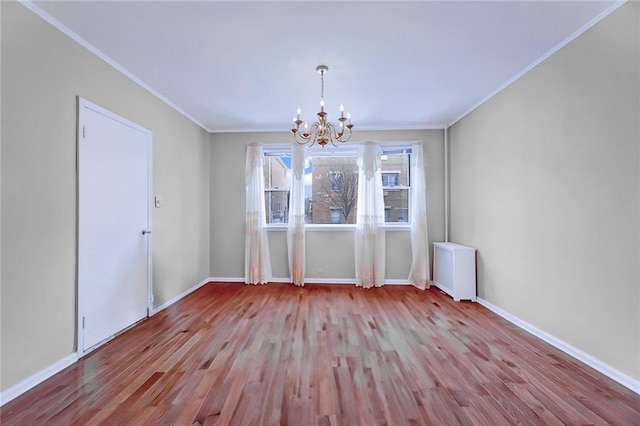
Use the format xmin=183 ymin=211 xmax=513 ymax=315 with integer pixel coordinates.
xmin=291 ymin=65 xmax=354 ymax=148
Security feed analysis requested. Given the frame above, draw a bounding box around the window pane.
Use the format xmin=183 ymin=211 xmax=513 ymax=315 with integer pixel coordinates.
xmin=264 ymin=156 xmax=290 ymax=190
xmin=381 ymin=150 xmax=410 ymax=223
xmin=383 ymin=188 xmax=409 ymax=222
xmin=309 ymin=156 xmax=358 ymax=224
xmin=265 ymin=190 xmax=289 ymax=224
xmin=380 ymin=152 xmax=409 ymax=186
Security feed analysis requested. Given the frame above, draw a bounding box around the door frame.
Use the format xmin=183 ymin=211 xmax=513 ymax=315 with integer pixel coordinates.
xmin=76 ymin=97 xmax=153 ymax=356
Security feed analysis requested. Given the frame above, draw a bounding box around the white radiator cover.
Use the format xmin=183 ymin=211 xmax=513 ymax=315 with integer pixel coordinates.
xmin=433 ymin=242 xmax=476 ymax=302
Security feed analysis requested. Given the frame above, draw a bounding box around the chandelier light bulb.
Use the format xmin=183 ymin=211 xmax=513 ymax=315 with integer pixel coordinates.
xmin=320 ymin=98 xmax=325 ymax=107
xmin=296 ymin=107 xmax=301 ymax=116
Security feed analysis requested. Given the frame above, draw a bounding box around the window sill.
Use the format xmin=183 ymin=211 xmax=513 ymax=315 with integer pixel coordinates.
xmin=382 ymin=224 xmax=412 ymax=231
xmin=266 ymin=224 xmax=411 ymax=232
xmin=266 ymin=224 xmax=288 ymax=232
xmin=307 ymin=224 xmax=357 ymax=232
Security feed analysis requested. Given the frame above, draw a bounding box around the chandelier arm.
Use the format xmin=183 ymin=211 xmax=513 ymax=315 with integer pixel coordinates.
xmin=293 ymin=129 xmax=312 ymax=146
xmin=336 ymin=129 xmax=352 ymax=143
xmin=333 ymin=122 xmax=352 ymax=143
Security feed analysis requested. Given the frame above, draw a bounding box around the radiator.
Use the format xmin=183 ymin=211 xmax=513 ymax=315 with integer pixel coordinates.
xmin=433 ymin=242 xmax=476 ymax=302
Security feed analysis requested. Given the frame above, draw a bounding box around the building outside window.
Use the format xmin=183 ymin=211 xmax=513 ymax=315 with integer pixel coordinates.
xmin=380 ymin=149 xmax=411 ymax=223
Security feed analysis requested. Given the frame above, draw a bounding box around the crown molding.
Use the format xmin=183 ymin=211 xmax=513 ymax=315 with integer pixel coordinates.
xmin=18 ymin=0 xmax=212 ymax=132
xmin=448 ymin=0 xmax=628 ymax=128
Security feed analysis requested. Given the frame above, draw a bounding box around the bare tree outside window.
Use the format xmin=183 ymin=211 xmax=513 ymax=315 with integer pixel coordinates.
xmin=312 ymin=158 xmax=358 ymax=224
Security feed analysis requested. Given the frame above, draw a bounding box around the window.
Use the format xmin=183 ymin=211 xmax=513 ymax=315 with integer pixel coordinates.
xmin=381 ymin=148 xmax=411 ymax=223
xmin=263 ymin=153 xmax=291 ymax=224
xmin=330 ymin=172 xmax=341 ymax=191
xmin=330 ymin=209 xmax=341 ymax=224
xmin=263 ymin=145 xmax=411 ymax=226
xmin=382 ymin=172 xmax=399 ymax=187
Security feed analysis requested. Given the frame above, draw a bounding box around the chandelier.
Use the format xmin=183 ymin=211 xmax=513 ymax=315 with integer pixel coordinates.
xmin=291 ymin=65 xmax=354 ymax=147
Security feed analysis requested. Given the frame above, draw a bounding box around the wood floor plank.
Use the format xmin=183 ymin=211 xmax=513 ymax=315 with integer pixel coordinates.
xmin=2 ymin=283 xmax=638 ymax=425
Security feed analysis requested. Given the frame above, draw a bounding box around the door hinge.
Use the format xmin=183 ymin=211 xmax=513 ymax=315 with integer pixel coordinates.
xmin=82 ymin=316 xmax=86 ymax=329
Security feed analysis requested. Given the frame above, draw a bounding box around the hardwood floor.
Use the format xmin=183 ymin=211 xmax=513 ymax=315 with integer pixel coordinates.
xmin=2 ymin=283 xmax=638 ymax=425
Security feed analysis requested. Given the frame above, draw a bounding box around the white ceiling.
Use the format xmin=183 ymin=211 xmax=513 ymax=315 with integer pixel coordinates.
xmin=30 ymin=0 xmax=620 ymax=133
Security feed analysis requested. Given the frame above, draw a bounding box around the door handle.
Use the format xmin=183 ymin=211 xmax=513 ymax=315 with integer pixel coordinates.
xmin=142 ymin=229 xmax=152 ymax=235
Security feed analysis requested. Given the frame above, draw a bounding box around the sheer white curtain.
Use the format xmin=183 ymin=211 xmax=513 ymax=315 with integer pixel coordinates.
xmin=354 ymin=143 xmax=386 ymax=288
xmin=245 ymin=143 xmax=272 ymax=285
xmin=408 ymin=143 xmax=430 ymax=289
xmin=287 ymin=144 xmax=306 ymax=286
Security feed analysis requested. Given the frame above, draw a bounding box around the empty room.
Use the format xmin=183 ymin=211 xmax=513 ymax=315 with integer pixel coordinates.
xmin=1 ymin=0 xmax=639 ymax=424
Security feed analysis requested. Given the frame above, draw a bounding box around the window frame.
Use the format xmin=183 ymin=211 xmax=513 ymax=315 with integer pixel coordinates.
xmin=380 ymin=146 xmax=412 ymax=228
xmin=263 ymin=149 xmax=292 ymax=226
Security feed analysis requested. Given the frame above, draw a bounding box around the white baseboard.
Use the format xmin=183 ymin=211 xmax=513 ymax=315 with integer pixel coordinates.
xmin=0 ymin=353 xmax=78 ymax=407
xmin=210 ymin=277 xmax=357 ymax=285
xmin=207 ymin=276 xmax=245 ymax=283
xmin=384 ymin=279 xmax=413 ymax=285
xmin=209 ymin=277 xmax=413 ymax=286
xmin=477 ymin=297 xmax=640 ymax=395
xmin=303 ymin=278 xmax=356 ymax=284
xmin=150 ymin=277 xmax=212 ymax=315
xmin=299 ymin=278 xmax=412 ymax=285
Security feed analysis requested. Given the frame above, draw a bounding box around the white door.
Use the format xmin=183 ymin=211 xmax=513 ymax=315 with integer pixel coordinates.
xmin=78 ymin=98 xmax=152 ymax=354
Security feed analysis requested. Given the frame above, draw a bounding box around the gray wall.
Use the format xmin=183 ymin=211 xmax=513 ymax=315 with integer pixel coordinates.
xmin=449 ymin=2 xmax=639 ymax=380
xmin=210 ymin=130 xmax=444 ymax=281
xmin=1 ymin=2 xmax=211 ymax=391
